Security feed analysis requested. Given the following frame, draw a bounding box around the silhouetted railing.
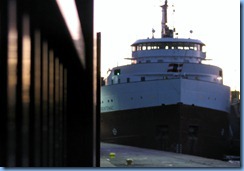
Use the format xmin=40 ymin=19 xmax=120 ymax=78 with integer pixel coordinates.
xmin=0 ymin=0 xmax=97 ymax=167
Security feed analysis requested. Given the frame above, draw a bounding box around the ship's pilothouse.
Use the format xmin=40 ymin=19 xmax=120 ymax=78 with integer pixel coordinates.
xmin=130 ymin=38 xmax=206 ymax=64
xmin=103 ymin=0 xmax=223 ymax=86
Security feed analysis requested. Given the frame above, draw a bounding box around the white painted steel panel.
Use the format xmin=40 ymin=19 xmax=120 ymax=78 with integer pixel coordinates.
xmin=101 ymin=78 xmax=230 ymax=113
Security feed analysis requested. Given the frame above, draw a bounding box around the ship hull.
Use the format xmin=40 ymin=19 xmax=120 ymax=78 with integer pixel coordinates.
xmin=101 ymin=104 xmax=230 ymax=159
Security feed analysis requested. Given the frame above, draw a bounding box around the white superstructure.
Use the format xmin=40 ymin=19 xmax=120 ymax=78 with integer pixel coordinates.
xmin=101 ymin=0 xmax=230 ymax=114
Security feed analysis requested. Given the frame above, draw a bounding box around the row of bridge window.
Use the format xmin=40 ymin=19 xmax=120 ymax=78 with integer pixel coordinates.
xmin=132 ymin=42 xmax=205 ymax=52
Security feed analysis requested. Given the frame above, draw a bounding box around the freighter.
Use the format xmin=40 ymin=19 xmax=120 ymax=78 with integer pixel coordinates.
xmin=101 ymin=0 xmax=231 ymax=160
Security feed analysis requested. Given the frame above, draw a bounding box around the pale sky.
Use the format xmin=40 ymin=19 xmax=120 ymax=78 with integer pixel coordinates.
xmin=94 ymin=0 xmax=240 ymax=91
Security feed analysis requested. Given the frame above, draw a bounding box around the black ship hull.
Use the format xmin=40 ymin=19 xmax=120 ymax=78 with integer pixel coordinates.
xmin=101 ymin=104 xmax=231 ymax=160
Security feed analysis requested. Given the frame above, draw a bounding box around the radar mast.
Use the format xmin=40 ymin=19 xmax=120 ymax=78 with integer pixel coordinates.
xmin=161 ymin=0 xmax=173 ymax=38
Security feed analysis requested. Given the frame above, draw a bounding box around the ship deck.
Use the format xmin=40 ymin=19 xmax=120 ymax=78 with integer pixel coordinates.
xmin=100 ymin=143 xmax=240 ymax=168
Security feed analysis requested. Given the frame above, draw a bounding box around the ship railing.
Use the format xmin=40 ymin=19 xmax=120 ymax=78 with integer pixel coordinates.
xmin=103 ymin=75 xmax=223 ymax=87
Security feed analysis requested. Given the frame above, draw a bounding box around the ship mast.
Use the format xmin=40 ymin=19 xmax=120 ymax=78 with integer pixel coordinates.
xmin=161 ymin=0 xmax=173 ymax=38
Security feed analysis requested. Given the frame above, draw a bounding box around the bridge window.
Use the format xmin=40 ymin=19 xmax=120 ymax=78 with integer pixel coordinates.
xmin=114 ymin=69 xmax=121 ymax=75
xmin=136 ymin=44 xmax=142 ymax=51
xmin=219 ymin=70 xmax=222 ymax=77
xmin=178 ymin=46 xmax=183 ymax=50
xmin=132 ymin=42 xmax=205 ymax=52
xmin=201 ymin=45 xmax=206 ymax=52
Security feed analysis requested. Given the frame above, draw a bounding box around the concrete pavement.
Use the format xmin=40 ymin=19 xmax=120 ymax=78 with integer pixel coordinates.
xmin=100 ymin=143 xmax=240 ymax=168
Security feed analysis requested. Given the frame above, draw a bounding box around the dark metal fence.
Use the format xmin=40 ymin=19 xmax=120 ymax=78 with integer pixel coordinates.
xmin=0 ymin=0 xmax=98 ymax=167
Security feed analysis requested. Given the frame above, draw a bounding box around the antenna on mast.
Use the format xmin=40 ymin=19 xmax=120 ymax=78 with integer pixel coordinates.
xmin=152 ymin=28 xmax=155 ymax=38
